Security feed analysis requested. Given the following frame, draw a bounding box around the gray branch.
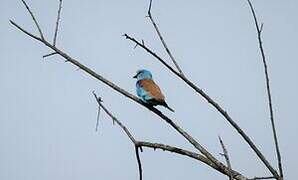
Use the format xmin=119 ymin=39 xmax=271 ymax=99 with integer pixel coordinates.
xmin=10 ymin=20 xmax=247 ymax=180
xmin=123 ymin=33 xmax=278 ymax=178
xmin=147 ymin=0 xmax=185 ymax=76
xmin=92 ymin=92 xmax=246 ymax=180
xmin=21 ymin=0 xmax=44 ymax=40
xmin=219 ymin=136 xmax=233 ymax=180
xmin=11 ymin=1 xmax=283 ymax=179
xmin=135 ymin=146 xmax=143 ymax=180
xmin=248 ymin=176 xmax=276 ymax=180
xmin=246 ymin=0 xmax=283 ymax=179
xmin=53 ymin=0 xmax=63 ymax=46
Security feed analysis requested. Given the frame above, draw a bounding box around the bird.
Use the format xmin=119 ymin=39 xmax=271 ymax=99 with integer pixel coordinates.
xmin=133 ymin=69 xmax=174 ymax=112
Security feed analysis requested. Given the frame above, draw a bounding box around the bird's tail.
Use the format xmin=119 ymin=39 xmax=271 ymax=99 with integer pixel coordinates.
xmin=163 ymin=102 xmax=175 ymax=112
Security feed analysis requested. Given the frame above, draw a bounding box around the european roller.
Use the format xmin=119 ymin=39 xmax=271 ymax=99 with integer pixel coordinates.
xmin=133 ymin=69 xmax=174 ymax=112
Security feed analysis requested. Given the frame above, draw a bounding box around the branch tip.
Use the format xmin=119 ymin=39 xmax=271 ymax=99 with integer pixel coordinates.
xmin=147 ymin=0 xmax=153 ymax=15
xmin=247 ymin=0 xmax=282 ymax=178
xmin=43 ymin=52 xmax=58 ymax=58
xmin=145 ymin=0 xmax=185 ymax=75
xmin=53 ymin=0 xmax=63 ymax=46
xmin=21 ymin=0 xmax=45 ymax=40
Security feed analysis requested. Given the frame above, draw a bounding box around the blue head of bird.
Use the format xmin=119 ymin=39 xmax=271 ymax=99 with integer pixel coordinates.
xmin=133 ymin=69 xmax=153 ymax=80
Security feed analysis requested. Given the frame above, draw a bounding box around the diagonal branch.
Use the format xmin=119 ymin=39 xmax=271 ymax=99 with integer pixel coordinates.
xmin=21 ymin=0 xmax=45 ymax=40
xmin=123 ymin=33 xmax=278 ymax=178
xmin=11 ymin=15 xmax=250 ymax=177
xmin=138 ymin=141 xmax=216 ymax=175
xmin=147 ymin=0 xmax=184 ymax=76
xmin=10 ymin=20 xmax=42 ymax=41
xmin=219 ymin=136 xmax=233 ymax=180
xmin=246 ymin=0 xmax=283 ymax=179
xmin=10 ymin=21 xmax=236 ymax=176
xmin=95 ymin=97 xmax=101 ymax=131
xmin=43 ymin=52 xmax=58 ymax=58
xmin=92 ymin=92 xmax=246 ymax=180
xmin=11 ymin=1 xmax=282 ymax=179
xmin=53 ymin=0 xmax=63 ymax=46
xmin=248 ymin=176 xmax=276 ymax=180
xmin=93 ymin=92 xmax=142 ymax=179
xmin=93 ymin=92 xmax=136 ymax=143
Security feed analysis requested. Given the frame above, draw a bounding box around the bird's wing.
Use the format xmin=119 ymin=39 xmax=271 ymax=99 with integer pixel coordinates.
xmin=138 ymin=79 xmax=165 ymax=101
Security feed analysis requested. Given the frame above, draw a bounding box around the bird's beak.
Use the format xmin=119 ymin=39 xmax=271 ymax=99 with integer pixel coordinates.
xmin=133 ymin=74 xmax=137 ymax=78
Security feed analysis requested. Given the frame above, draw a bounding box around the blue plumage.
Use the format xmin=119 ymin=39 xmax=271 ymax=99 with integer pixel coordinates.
xmin=133 ymin=69 xmax=174 ymax=112
xmin=136 ymin=82 xmax=151 ymax=102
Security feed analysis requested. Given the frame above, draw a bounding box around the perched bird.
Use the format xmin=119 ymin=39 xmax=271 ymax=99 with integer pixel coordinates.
xmin=133 ymin=69 xmax=174 ymax=112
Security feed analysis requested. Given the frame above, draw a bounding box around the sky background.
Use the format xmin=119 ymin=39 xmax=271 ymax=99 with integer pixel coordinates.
xmin=1 ymin=0 xmax=297 ymax=179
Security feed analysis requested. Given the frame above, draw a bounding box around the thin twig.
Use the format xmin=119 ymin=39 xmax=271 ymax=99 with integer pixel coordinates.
xmin=246 ymin=0 xmax=283 ymax=179
xmin=95 ymin=105 xmax=100 ymax=131
xmin=93 ymin=92 xmax=143 ymax=178
xmin=11 ymin=20 xmax=248 ymax=180
xmin=123 ymin=33 xmax=278 ymax=178
xmin=92 ymin=92 xmax=136 ymax=143
xmin=248 ymin=176 xmax=275 ymax=180
xmin=10 ymin=20 xmax=41 ymax=41
xmin=53 ymin=0 xmax=63 ymax=46
xmin=92 ymin=92 xmax=244 ymax=179
xmin=137 ymin=141 xmax=243 ymax=178
xmin=147 ymin=0 xmax=184 ymax=76
xmin=43 ymin=52 xmax=58 ymax=58
xmin=219 ymin=136 xmax=233 ymax=180
xmin=135 ymin=146 xmax=143 ymax=180
xmin=21 ymin=0 xmax=44 ymax=40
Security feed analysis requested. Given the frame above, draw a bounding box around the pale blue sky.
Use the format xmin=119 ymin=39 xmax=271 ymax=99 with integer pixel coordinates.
xmin=1 ymin=0 xmax=297 ymax=179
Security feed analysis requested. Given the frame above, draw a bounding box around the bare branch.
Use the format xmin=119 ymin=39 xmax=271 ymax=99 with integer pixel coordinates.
xmin=10 ymin=20 xmax=42 ymax=41
xmin=137 ymin=141 xmax=234 ymax=177
xmin=95 ymin=100 xmax=101 ymax=132
xmin=219 ymin=136 xmax=233 ymax=180
xmin=12 ymin=11 xmax=247 ymax=180
xmin=248 ymin=176 xmax=275 ymax=180
xmin=124 ymin=33 xmax=278 ymax=178
xmin=124 ymin=34 xmax=180 ymax=76
xmin=20 ymin=0 xmax=44 ymax=40
xmin=92 ymin=92 xmax=246 ymax=180
xmin=246 ymin=0 xmax=283 ymax=178
xmin=135 ymin=146 xmax=143 ymax=180
xmin=11 ymin=1 xmax=283 ymax=179
xmin=147 ymin=0 xmax=152 ymax=14
xmin=260 ymin=23 xmax=264 ymax=33
xmin=15 ymin=26 xmax=226 ymax=172
xmin=43 ymin=52 xmax=58 ymax=58
xmin=53 ymin=0 xmax=63 ymax=46
xmin=93 ymin=92 xmax=142 ymax=178
xmin=147 ymin=0 xmax=184 ymax=76
xmin=92 ymin=92 xmax=136 ymax=142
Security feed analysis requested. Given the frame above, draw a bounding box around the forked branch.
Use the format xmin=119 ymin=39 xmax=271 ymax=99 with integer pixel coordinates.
xmin=124 ymin=33 xmax=278 ymax=178
xmin=11 ymin=17 xmax=248 ymax=180
xmin=147 ymin=0 xmax=185 ymax=76
xmin=11 ymin=0 xmax=282 ymax=180
xmin=93 ymin=92 xmax=142 ymax=179
xmin=92 ymin=92 xmax=246 ymax=180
